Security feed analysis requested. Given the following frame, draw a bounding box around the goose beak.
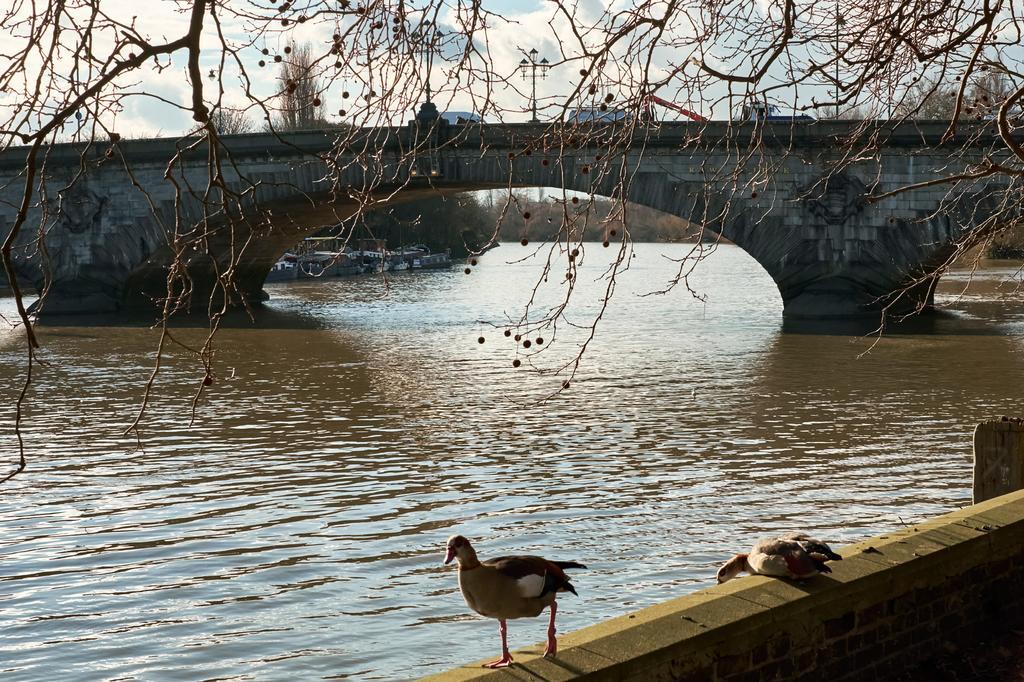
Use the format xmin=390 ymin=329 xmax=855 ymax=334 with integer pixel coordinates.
xmin=444 ymin=547 xmax=456 ymax=565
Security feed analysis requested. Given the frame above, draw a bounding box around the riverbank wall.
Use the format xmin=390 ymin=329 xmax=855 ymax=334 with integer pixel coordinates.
xmin=425 ymin=489 xmax=1024 ymax=681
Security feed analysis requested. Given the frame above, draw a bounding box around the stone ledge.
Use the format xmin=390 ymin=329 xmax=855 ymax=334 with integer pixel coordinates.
xmin=423 ymin=489 xmax=1024 ymax=681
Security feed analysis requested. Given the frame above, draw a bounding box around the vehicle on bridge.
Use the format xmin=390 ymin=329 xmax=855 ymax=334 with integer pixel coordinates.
xmin=568 ymin=106 xmax=630 ymax=123
xmin=734 ymin=102 xmax=816 ymax=122
xmin=642 ymin=95 xmax=706 ymax=122
xmin=440 ymin=111 xmax=483 ymax=125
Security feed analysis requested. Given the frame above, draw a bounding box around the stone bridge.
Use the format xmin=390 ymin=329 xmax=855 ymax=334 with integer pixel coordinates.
xmin=0 ymin=118 xmax=1008 ymax=319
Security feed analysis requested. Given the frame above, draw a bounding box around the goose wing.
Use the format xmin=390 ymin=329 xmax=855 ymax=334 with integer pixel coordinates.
xmin=780 ymin=532 xmax=842 ymax=561
xmin=485 ymin=555 xmax=578 ymax=598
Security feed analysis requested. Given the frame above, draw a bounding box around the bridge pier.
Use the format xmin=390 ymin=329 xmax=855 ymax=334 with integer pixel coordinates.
xmin=122 ymin=259 xmax=273 ymax=315
xmin=779 ymin=276 xmax=937 ymax=320
xmin=29 ymin=285 xmax=124 ymax=316
xmin=26 ymin=261 xmax=272 ymax=317
xmin=719 ymin=170 xmax=959 ymax=322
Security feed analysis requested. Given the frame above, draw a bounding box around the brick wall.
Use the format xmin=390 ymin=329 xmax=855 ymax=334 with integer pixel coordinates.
xmin=425 ymin=489 xmax=1024 ymax=681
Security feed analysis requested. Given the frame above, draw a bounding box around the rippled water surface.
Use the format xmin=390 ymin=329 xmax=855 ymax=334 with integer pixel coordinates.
xmin=2 ymin=244 xmax=1023 ymax=680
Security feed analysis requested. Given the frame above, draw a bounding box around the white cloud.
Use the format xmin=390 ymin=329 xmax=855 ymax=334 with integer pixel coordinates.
xmin=18 ymin=0 xmax=1009 ymax=138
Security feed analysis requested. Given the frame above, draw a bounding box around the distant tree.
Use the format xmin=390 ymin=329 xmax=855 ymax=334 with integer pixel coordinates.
xmin=987 ymin=223 xmax=1024 ymax=259
xmin=815 ymin=104 xmax=870 ymax=120
xmin=895 ymin=72 xmax=1021 ymax=121
xmin=273 ymin=42 xmax=328 ymax=131
xmin=963 ymin=72 xmax=1019 ymax=120
xmin=482 ymin=194 xmax=701 ymax=244
xmin=210 ymin=108 xmax=255 ymax=135
xmin=359 ymin=195 xmax=494 ymax=257
xmin=893 ymin=79 xmax=962 ymax=119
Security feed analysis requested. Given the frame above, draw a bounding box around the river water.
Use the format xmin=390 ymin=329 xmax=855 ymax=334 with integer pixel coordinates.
xmin=1 ymin=243 xmax=1023 ymax=680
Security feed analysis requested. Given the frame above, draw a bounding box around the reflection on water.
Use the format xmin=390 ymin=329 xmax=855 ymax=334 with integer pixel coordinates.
xmin=1 ymin=244 xmax=1023 ymax=680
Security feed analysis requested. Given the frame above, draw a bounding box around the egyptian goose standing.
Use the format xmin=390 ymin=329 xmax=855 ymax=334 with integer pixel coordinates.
xmin=444 ymin=535 xmax=586 ymax=668
xmin=717 ymin=536 xmax=836 ymax=583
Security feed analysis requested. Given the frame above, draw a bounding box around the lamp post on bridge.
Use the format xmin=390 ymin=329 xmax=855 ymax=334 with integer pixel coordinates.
xmin=833 ymin=3 xmax=844 ymax=119
xmin=408 ymin=22 xmax=449 ymax=179
xmin=519 ymin=48 xmax=550 ymax=123
xmin=410 ymin=22 xmax=445 ymax=120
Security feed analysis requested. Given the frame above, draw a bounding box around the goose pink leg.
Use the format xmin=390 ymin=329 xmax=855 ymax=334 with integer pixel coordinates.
xmin=483 ymin=619 xmax=513 ymax=668
xmin=543 ymin=601 xmax=558 ymax=657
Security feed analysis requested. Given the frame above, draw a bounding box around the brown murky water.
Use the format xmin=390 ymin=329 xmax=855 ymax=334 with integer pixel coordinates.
xmin=1 ymin=244 xmax=1022 ymax=680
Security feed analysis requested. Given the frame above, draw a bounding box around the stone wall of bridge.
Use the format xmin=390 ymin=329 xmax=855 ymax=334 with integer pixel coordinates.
xmin=0 ymin=121 xmax=1007 ymax=318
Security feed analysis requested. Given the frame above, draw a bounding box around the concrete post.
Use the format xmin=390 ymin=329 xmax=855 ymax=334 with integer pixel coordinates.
xmin=973 ymin=418 xmax=1024 ymax=503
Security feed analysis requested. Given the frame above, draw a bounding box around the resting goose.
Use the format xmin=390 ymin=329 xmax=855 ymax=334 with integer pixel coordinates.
xmin=717 ymin=536 xmax=834 ymax=583
xmin=444 ymin=535 xmax=586 ymax=668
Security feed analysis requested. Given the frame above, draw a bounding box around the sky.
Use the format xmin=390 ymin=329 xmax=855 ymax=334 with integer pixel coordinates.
xmin=6 ymin=1 xmax=1021 ymax=140
xmin=17 ymin=0 xmax=736 ymax=139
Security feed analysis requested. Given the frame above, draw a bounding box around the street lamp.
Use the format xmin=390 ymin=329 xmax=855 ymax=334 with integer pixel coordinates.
xmin=412 ymin=23 xmax=444 ymax=105
xmin=834 ymin=3 xmax=844 ymax=119
xmin=519 ymin=48 xmax=550 ymax=123
xmin=407 ymin=21 xmax=448 ymax=180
